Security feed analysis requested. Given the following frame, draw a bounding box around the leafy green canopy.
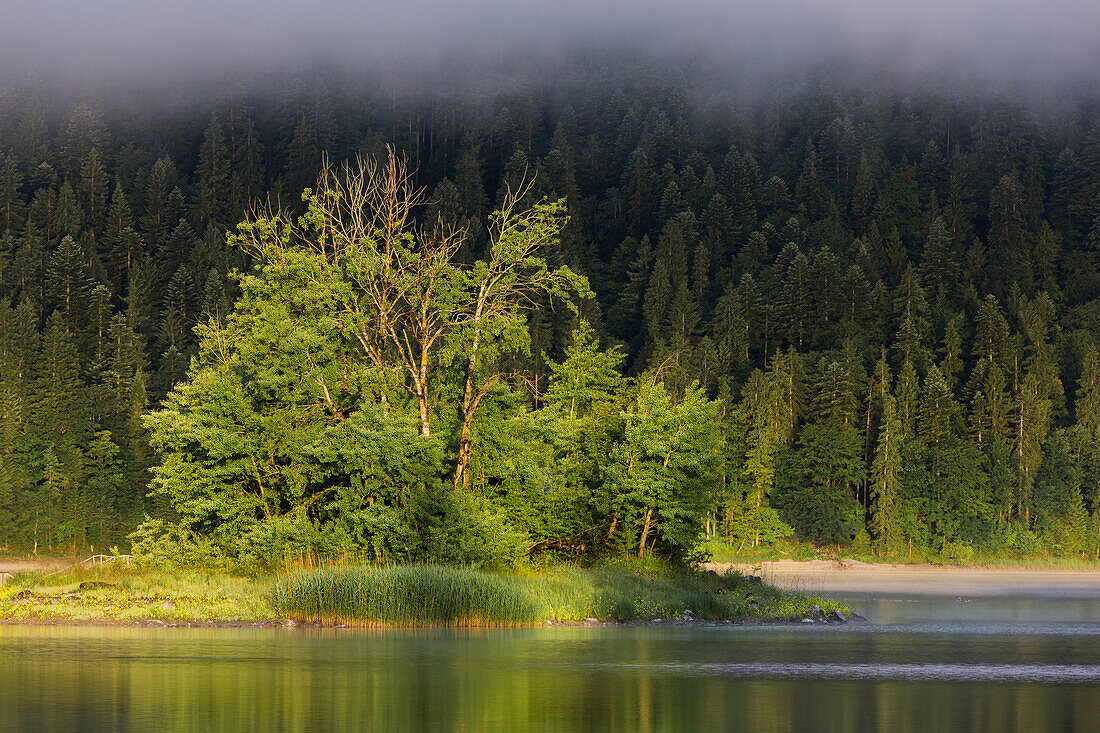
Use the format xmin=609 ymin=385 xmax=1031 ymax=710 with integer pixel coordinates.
xmin=141 ymin=152 xmax=723 ymax=568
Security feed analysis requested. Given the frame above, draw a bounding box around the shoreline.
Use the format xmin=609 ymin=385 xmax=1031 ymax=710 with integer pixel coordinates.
xmin=9 ymin=559 xmax=1097 ymax=628
xmin=706 ymin=559 xmax=1100 ymax=596
xmin=0 ymin=615 xmax=855 ymax=630
xmin=1 ymin=562 xmax=852 ymax=628
xmin=0 ymin=617 xmax=283 ymax=629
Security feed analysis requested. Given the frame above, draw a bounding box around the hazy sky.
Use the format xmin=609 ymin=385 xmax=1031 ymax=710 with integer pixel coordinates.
xmin=4 ymin=1 xmax=1099 ymax=86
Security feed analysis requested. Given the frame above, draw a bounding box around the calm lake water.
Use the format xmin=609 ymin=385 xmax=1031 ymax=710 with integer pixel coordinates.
xmin=2 ymin=594 xmax=1099 ymax=732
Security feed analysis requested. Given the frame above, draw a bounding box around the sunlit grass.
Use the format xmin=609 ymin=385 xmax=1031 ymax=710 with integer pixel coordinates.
xmin=272 ymin=564 xmax=850 ymax=626
xmin=272 ymin=565 xmax=542 ymax=626
xmin=0 ymin=564 xmax=274 ymax=623
xmin=1 ymin=559 xmax=850 ymax=626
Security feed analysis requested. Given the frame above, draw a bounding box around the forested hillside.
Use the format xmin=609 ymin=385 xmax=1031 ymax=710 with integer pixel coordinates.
xmin=2 ymin=59 xmax=1099 ymax=562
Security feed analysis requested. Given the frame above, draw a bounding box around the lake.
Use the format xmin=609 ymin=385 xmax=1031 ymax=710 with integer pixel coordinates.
xmin=2 ymin=593 xmax=1098 ymax=731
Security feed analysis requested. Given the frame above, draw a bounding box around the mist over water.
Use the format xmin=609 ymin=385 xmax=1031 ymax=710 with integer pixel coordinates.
xmin=4 ymin=595 xmax=1100 ymax=731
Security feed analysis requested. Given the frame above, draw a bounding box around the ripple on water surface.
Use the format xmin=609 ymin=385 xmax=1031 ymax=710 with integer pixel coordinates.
xmin=1 ymin=594 xmax=1099 ymax=731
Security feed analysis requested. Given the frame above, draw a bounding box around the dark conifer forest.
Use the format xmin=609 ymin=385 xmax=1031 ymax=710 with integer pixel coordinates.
xmin=2 ymin=55 xmax=1100 ymax=564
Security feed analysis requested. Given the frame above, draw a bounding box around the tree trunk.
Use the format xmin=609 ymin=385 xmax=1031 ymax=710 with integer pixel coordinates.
xmin=638 ymin=508 xmax=653 ymax=558
xmin=417 ymin=390 xmax=431 ymax=436
xmin=454 ymin=421 xmax=473 ymax=489
xmin=417 ymin=344 xmax=431 ymax=435
xmin=454 ymin=290 xmax=487 ymax=488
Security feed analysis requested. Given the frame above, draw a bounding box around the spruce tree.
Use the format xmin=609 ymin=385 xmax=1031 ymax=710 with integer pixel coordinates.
xmin=871 ymin=395 xmax=904 ymax=552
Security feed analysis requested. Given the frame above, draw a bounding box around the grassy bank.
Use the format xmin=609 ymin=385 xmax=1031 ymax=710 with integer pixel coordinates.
xmin=0 ymin=561 xmax=849 ymax=627
xmin=271 ymin=564 xmax=850 ymax=627
xmin=0 ymin=565 xmax=274 ymax=624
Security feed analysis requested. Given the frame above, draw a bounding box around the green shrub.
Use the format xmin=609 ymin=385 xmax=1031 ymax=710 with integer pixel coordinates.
xmin=128 ymin=516 xmax=236 ymax=571
xmin=1007 ymin=524 xmax=1043 ymax=555
xmin=939 ymin=540 xmax=974 ymax=564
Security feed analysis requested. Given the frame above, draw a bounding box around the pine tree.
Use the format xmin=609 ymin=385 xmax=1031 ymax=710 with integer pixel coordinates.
xmin=16 ymin=220 xmax=47 ymax=308
xmin=83 ymin=431 xmax=127 ymax=545
xmin=0 ymin=232 xmax=13 ymax=298
xmin=29 ymin=187 xmax=58 ymax=247
xmin=608 ymin=236 xmax=651 ymax=344
xmin=775 ymin=414 xmax=865 ymax=545
xmin=701 ymin=193 xmax=733 ymax=270
xmin=56 ymin=102 xmax=106 ymax=180
xmin=55 ymin=184 xmax=84 ymax=239
xmin=78 ymin=147 xmax=109 ymax=238
xmin=778 ymin=251 xmax=812 ymax=349
xmin=727 ymin=369 xmax=793 ymax=548
xmin=1048 ymin=148 xmax=1084 ymax=237
xmin=45 ymin=236 xmax=92 ymax=332
xmin=222 ymin=97 xmax=265 ymax=215
xmin=920 ymin=216 xmax=958 ymax=315
xmin=971 ymin=295 xmax=1012 ymax=382
xmin=810 ymin=247 xmax=843 ymax=346
xmin=621 ymin=147 xmax=656 ymax=237
xmin=1013 ymin=293 xmax=1062 ymax=524
xmin=939 ymin=316 xmax=965 ymax=394
xmin=987 ymin=173 xmax=1034 ymax=296
xmin=104 ymin=183 xmax=139 ymax=290
xmin=918 ymin=364 xmax=958 ymax=445
xmin=1071 ymin=344 xmax=1100 ymax=533
xmin=711 ymin=275 xmax=758 ymax=375
xmin=195 ymin=116 xmax=231 ymax=230
xmin=142 ymin=157 xmax=176 ymax=247
xmin=813 ymin=360 xmax=860 ymax=426
xmin=0 ymin=153 xmax=26 ymax=234
xmin=1076 ymin=344 xmax=1100 ymax=442
xmin=455 ymin=142 xmax=488 ymax=223
xmin=871 ymin=395 xmax=904 ymax=552
xmin=545 ymin=320 xmax=623 ymax=422
xmin=851 ymin=152 xmax=878 ymax=226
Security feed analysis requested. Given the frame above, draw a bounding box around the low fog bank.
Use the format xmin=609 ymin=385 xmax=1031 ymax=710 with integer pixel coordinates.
xmin=3 ymin=1 xmax=1099 ymax=97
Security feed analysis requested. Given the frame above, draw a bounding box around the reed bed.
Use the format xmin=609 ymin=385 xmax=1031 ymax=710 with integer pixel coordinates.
xmin=272 ymin=564 xmax=851 ymax=627
xmin=271 ymin=565 xmax=543 ymax=626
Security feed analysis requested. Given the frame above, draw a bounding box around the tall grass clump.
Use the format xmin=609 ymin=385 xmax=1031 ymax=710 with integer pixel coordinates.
xmin=272 ymin=564 xmax=543 ymax=626
xmin=273 ymin=564 xmax=852 ymax=626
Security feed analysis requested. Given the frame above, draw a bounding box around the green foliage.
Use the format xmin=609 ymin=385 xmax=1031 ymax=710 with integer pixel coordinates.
xmin=128 ymin=516 xmax=236 ymax=571
xmin=141 ymin=153 xmax=607 ymax=569
xmin=605 ymin=380 xmax=723 ymax=562
xmin=4 ymin=61 xmax=1100 ymax=561
xmin=774 ymin=417 xmax=865 ymax=544
xmin=722 ymin=499 xmax=793 ymax=549
xmin=871 ymin=396 xmax=904 ymax=552
xmin=939 ymin=540 xmax=975 ymax=564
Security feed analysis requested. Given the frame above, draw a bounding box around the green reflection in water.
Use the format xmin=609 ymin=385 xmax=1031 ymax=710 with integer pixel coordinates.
xmin=1 ymin=623 xmax=1097 ymax=732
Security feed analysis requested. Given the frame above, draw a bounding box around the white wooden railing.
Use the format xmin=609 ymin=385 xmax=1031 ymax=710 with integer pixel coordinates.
xmin=44 ymin=554 xmax=135 ymax=577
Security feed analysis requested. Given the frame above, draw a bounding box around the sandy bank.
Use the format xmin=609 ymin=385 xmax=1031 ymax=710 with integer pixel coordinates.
xmin=705 ymin=560 xmax=1100 ymax=596
xmin=0 ymin=558 xmax=75 ymax=574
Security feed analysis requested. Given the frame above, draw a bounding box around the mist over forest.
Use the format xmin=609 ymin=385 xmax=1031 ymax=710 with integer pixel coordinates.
xmin=6 ymin=0 xmax=1100 ymax=89
xmin=1 ymin=2 xmax=1100 ymax=565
